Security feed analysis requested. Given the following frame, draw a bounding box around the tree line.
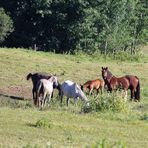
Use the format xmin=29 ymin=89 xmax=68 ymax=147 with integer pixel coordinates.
xmin=0 ymin=0 xmax=147 ymax=54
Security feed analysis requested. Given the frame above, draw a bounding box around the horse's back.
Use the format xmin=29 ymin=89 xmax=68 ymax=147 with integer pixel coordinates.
xmin=61 ymin=80 xmax=79 ymax=98
xmin=39 ymin=79 xmax=53 ymax=94
xmin=90 ymin=79 xmax=104 ymax=88
xmin=64 ymin=80 xmax=75 ymax=86
xmin=125 ymin=75 xmax=139 ymax=88
xmin=61 ymin=80 xmax=73 ymax=92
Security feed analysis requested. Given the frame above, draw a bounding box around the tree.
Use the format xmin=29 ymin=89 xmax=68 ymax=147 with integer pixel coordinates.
xmin=0 ymin=8 xmax=13 ymax=43
xmin=0 ymin=0 xmax=147 ymax=53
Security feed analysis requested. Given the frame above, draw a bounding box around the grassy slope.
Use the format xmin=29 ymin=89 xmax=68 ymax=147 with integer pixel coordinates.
xmin=0 ymin=48 xmax=148 ymax=147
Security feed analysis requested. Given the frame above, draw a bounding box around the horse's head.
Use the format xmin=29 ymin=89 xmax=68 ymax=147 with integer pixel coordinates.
xmin=75 ymin=84 xmax=89 ymax=103
xmin=80 ymin=84 xmax=84 ymax=91
xmin=49 ymin=76 xmax=59 ymax=87
xmin=101 ymin=67 xmax=108 ymax=80
xmin=26 ymin=73 xmax=33 ymax=80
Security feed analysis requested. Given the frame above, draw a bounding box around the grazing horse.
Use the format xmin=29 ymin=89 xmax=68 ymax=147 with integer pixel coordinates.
xmin=60 ymin=80 xmax=89 ymax=106
xmin=81 ymin=79 xmax=104 ymax=95
xmin=36 ymin=76 xmax=59 ymax=108
xmin=101 ymin=67 xmax=140 ymax=101
xmin=26 ymin=72 xmax=61 ymax=105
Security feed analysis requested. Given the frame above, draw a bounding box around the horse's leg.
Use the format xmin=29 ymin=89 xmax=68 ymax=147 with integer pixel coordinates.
xmin=32 ymin=89 xmax=37 ymax=106
xmin=42 ymin=91 xmax=47 ymax=108
xmin=38 ymin=94 xmax=42 ymax=108
xmin=36 ymin=90 xmax=40 ymax=107
xmin=95 ymin=89 xmax=100 ymax=98
xmin=130 ymin=88 xmax=134 ymax=101
xmin=89 ymin=88 xmax=93 ymax=95
xmin=47 ymin=93 xmax=52 ymax=106
xmin=100 ymin=85 xmax=104 ymax=94
xmin=96 ymin=89 xmax=100 ymax=95
xmin=66 ymin=97 xmax=70 ymax=106
xmin=44 ymin=95 xmax=47 ymax=107
xmin=134 ymin=88 xmax=139 ymax=102
xmin=60 ymin=91 xmax=63 ymax=104
xmin=50 ymin=91 xmax=54 ymax=102
xmin=74 ymin=97 xmax=78 ymax=106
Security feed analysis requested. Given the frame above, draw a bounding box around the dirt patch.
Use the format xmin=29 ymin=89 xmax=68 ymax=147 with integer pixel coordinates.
xmin=0 ymin=85 xmax=32 ymax=100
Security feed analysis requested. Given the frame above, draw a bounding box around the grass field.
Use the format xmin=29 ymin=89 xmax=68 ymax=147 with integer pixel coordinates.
xmin=0 ymin=48 xmax=148 ymax=148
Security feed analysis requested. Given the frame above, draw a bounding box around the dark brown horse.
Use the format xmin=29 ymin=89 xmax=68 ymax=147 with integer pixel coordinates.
xmin=26 ymin=72 xmax=61 ymax=105
xmin=101 ymin=67 xmax=140 ymax=101
xmin=81 ymin=79 xmax=104 ymax=95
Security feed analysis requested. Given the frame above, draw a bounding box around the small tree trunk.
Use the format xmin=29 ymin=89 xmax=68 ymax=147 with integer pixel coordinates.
xmin=104 ymin=40 xmax=107 ymax=56
xmin=34 ymin=44 xmax=37 ymax=51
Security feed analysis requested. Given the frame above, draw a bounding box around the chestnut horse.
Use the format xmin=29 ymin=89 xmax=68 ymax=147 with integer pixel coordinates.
xmin=81 ymin=79 xmax=104 ymax=95
xmin=101 ymin=67 xmax=140 ymax=101
xmin=26 ymin=72 xmax=61 ymax=105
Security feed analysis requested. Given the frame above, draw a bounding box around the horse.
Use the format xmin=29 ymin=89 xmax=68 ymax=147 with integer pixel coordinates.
xmin=26 ymin=72 xmax=61 ymax=105
xmin=60 ymin=80 xmax=89 ymax=107
xmin=101 ymin=67 xmax=140 ymax=101
xmin=81 ymin=79 xmax=104 ymax=95
xmin=36 ymin=76 xmax=59 ymax=108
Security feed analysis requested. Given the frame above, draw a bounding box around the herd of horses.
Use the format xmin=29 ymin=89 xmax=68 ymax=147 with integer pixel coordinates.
xmin=26 ymin=67 xmax=140 ymax=109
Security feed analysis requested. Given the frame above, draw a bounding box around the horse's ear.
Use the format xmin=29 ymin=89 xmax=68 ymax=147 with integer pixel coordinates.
xmin=102 ymin=67 xmax=104 ymax=70
xmin=106 ymin=67 xmax=108 ymax=70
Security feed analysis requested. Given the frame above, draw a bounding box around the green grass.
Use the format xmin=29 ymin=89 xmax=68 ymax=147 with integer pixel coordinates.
xmin=0 ymin=47 xmax=148 ymax=147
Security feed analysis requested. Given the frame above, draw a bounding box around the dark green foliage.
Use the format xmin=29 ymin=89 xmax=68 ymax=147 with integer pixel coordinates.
xmin=0 ymin=0 xmax=147 ymax=53
xmin=0 ymin=8 xmax=13 ymax=43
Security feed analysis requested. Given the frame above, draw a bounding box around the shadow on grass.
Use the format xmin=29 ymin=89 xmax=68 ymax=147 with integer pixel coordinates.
xmin=26 ymin=123 xmax=37 ymax=128
xmin=0 ymin=93 xmax=24 ymax=100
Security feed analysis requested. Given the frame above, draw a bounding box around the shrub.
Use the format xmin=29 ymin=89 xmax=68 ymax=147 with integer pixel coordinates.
xmin=82 ymin=92 xmax=130 ymax=113
xmin=35 ymin=118 xmax=51 ymax=128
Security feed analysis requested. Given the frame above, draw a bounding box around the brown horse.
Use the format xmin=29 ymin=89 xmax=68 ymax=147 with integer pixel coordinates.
xmin=26 ymin=72 xmax=61 ymax=105
xmin=101 ymin=67 xmax=140 ymax=101
xmin=81 ymin=79 xmax=104 ymax=95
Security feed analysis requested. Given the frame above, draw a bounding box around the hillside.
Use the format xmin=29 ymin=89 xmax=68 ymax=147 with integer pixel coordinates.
xmin=0 ymin=48 xmax=148 ymax=147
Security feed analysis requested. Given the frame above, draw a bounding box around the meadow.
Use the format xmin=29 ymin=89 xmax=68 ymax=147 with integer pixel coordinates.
xmin=0 ymin=47 xmax=148 ymax=148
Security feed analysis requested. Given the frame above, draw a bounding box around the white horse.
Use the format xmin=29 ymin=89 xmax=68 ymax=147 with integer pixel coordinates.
xmin=60 ymin=80 xmax=89 ymax=106
xmin=36 ymin=76 xmax=58 ymax=108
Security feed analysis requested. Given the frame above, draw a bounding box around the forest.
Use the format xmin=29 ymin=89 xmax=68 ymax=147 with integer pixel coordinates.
xmin=0 ymin=0 xmax=147 ymax=54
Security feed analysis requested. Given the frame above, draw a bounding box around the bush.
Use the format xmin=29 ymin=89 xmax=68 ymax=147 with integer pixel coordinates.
xmin=35 ymin=118 xmax=51 ymax=128
xmin=82 ymin=92 xmax=130 ymax=113
xmin=0 ymin=8 xmax=13 ymax=43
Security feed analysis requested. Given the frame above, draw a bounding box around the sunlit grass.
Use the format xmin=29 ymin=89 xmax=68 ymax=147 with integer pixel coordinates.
xmin=0 ymin=47 xmax=148 ymax=147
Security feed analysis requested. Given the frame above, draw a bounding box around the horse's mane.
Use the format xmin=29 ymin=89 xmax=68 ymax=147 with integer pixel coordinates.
xmin=106 ymin=70 xmax=113 ymax=79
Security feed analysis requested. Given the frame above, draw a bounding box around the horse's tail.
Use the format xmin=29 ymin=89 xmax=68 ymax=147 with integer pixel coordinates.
xmin=135 ymin=79 xmax=140 ymax=101
xmin=26 ymin=73 xmax=32 ymax=80
xmin=36 ymin=81 xmax=43 ymax=98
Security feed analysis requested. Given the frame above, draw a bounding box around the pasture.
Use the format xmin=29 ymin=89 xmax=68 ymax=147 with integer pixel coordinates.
xmin=0 ymin=48 xmax=148 ymax=147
